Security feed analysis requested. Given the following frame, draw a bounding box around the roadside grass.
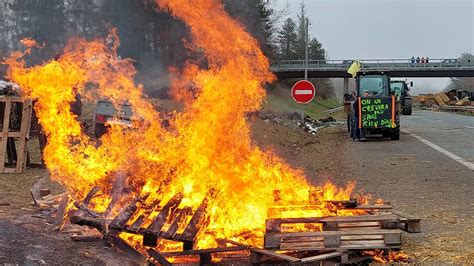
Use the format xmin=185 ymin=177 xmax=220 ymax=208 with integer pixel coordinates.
xmin=263 ymin=84 xmax=345 ymax=120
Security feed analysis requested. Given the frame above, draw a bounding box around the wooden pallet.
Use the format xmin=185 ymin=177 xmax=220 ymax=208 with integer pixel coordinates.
xmin=265 ymin=229 xmax=401 ymax=250
xmin=0 ymin=96 xmax=32 ymax=173
xmin=264 ymin=201 xmax=420 ymax=254
xmin=70 ymin=187 xmax=213 ymax=250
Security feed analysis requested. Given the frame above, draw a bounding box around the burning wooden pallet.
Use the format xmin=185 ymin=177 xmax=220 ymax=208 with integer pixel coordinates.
xmin=69 ymin=187 xmax=211 ymax=251
xmin=64 ymin=188 xmax=420 ymax=265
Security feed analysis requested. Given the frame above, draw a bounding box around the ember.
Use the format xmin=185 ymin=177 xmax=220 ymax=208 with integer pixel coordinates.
xmin=4 ymin=0 xmax=362 ymax=250
xmin=363 ymin=249 xmax=412 ymax=263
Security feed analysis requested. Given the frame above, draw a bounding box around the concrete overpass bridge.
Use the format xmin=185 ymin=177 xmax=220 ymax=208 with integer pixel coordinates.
xmin=271 ymin=58 xmax=474 ymax=78
xmin=271 ymin=58 xmax=474 ymax=94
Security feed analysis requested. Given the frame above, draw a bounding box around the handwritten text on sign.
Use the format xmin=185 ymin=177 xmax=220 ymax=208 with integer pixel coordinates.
xmin=358 ymin=97 xmax=395 ymax=128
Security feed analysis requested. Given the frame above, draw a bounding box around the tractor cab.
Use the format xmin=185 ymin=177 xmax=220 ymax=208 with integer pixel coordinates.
xmin=348 ymin=71 xmax=400 ymax=141
xmin=357 ymin=72 xmax=391 ymax=97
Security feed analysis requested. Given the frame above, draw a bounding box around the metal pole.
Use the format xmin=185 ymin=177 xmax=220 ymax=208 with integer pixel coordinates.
xmin=304 ymin=17 xmax=309 ymax=80
xmin=300 ymin=17 xmax=310 ymax=122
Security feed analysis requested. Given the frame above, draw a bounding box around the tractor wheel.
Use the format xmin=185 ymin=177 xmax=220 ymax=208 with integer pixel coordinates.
xmin=391 ymin=116 xmax=400 ymax=140
xmin=403 ymin=98 xmax=413 ymax=115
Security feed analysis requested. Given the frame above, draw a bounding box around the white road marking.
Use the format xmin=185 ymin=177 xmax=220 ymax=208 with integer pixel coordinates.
xmin=465 ymin=126 xmax=474 ymax=129
xmin=403 ymin=130 xmax=474 ymax=171
xmin=294 ymin=90 xmax=313 ymax=95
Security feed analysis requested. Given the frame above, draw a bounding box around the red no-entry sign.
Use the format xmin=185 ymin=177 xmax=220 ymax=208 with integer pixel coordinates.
xmin=291 ymin=80 xmax=315 ymax=104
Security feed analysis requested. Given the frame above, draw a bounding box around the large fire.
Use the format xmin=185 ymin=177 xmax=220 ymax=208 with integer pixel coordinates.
xmin=4 ymin=0 xmax=360 ymax=248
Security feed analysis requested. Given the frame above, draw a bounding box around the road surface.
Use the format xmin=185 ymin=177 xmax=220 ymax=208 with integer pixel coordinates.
xmin=337 ymin=110 xmax=473 ymax=263
xmin=402 ymin=110 xmax=474 ymax=167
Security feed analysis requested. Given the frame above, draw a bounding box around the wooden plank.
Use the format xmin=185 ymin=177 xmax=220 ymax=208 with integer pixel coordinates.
xmin=339 ymin=226 xmax=380 ymax=231
xmin=320 ymin=214 xmax=398 ymax=223
xmin=83 ymin=186 xmax=100 ymax=206
xmin=279 ymin=242 xmax=323 ymax=250
xmin=250 ymin=249 xmax=300 ymax=262
xmin=0 ymin=132 xmax=20 ymax=138
xmin=281 ymin=234 xmax=384 ymax=243
xmin=53 ymin=193 xmax=69 ymax=229
xmin=340 ymin=235 xmax=383 ymax=241
xmin=161 ymin=206 xmax=193 ymax=239
xmin=0 ymin=97 xmax=24 ymax=103
xmin=0 ymin=99 xmax=12 ymax=172
xmin=280 ymin=240 xmax=393 ymax=251
xmin=148 ymin=249 xmax=171 ymax=265
xmin=338 ymin=222 xmax=380 ymax=228
xmin=266 ymin=217 xmax=326 ymax=233
xmin=345 ymin=204 xmax=392 ymax=210
xmin=145 ymin=193 xmax=183 ymax=234
xmin=390 ymin=210 xmax=421 ymax=233
xmin=110 ymin=237 xmax=147 ymax=265
xmin=127 ymin=214 xmax=145 ymax=233
xmin=267 ymin=229 xmax=401 ymax=238
xmin=300 ymin=251 xmax=345 ymax=263
xmin=16 ymin=99 xmax=32 ymax=173
xmin=178 ymin=193 xmax=211 ymax=241
xmin=160 ymin=246 xmax=248 ymax=257
xmin=126 ymin=199 xmax=160 ymax=232
xmin=109 ymin=196 xmax=145 ymax=229
xmin=281 ymin=236 xmax=324 ymax=243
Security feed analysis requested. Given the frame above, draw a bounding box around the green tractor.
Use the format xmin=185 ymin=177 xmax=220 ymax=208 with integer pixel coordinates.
xmin=348 ymin=71 xmax=400 ymax=141
xmin=390 ymin=80 xmax=413 ymax=115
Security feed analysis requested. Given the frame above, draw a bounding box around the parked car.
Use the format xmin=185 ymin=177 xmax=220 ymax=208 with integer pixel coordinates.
xmin=94 ymin=100 xmax=133 ymax=137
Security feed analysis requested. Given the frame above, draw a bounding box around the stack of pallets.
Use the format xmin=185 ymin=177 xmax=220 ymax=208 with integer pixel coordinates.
xmin=248 ymin=201 xmax=420 ymax=264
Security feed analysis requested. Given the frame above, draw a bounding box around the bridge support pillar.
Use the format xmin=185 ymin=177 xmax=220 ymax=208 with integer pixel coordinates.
xmin=343 ymin=77 xmax=349 ymax=95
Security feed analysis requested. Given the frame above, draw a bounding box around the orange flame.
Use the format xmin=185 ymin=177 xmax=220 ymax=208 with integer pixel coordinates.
xmin=363 ymin=250 xmax=411 ymax=263
xmin=5 ymin=0 xmax=363 ymax=249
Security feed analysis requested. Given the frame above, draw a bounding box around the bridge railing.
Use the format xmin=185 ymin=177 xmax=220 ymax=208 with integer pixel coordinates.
xmin=271 ymin=58 xmax=474 ymax=70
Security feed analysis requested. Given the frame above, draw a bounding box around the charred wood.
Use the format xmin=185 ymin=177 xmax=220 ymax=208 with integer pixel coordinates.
xmin=145 ymin=193 xmax=183 ymax=234
xmin=70 ymin=215 xmax=107 ymax=233
xmin=109 ymin=194 xmax=148 ymax=229
xmin=83 ymin=186 xmax=100 ymax=206
xmin=53 ymin=193 xmax=69 ymax=229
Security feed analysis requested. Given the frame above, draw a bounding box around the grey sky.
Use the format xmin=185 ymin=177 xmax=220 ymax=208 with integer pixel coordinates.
xmin=272 ymin=0 xmax=474 ymax=93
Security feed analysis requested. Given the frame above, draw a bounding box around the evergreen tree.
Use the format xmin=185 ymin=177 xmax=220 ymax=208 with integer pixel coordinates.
xmin=308 ymin=37 xmax=325 ymax=61
xmin=446 ymin=53 xmax=474 ymax=92
xmin=295 ymin=2 xmax=308 ymax=59
xmin=276 ymin=18 xmax=297 ymax=60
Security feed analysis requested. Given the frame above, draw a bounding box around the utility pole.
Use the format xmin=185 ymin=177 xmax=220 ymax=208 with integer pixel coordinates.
xmin=304 ymin=17 xmax=309 ymax=80
xmin=301 ymin=17 xmax=310 ymax=122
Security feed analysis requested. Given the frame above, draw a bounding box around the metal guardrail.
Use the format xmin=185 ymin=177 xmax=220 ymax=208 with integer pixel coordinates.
xmin=271 ymin=58 xmax=474 ymax=71
xmin=323 ymin=106 xmax=344 ymax=114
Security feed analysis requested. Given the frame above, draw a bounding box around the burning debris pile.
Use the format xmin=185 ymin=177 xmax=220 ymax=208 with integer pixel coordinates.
xmin=5 ymin=0 xmax=419 ymax=264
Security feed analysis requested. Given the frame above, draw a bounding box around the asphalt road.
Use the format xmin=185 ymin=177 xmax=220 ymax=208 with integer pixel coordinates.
xmin=337 ymin=110 xmax=473 ymax=262
xmin=402 ymin=110 xmax=474 ymax=165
